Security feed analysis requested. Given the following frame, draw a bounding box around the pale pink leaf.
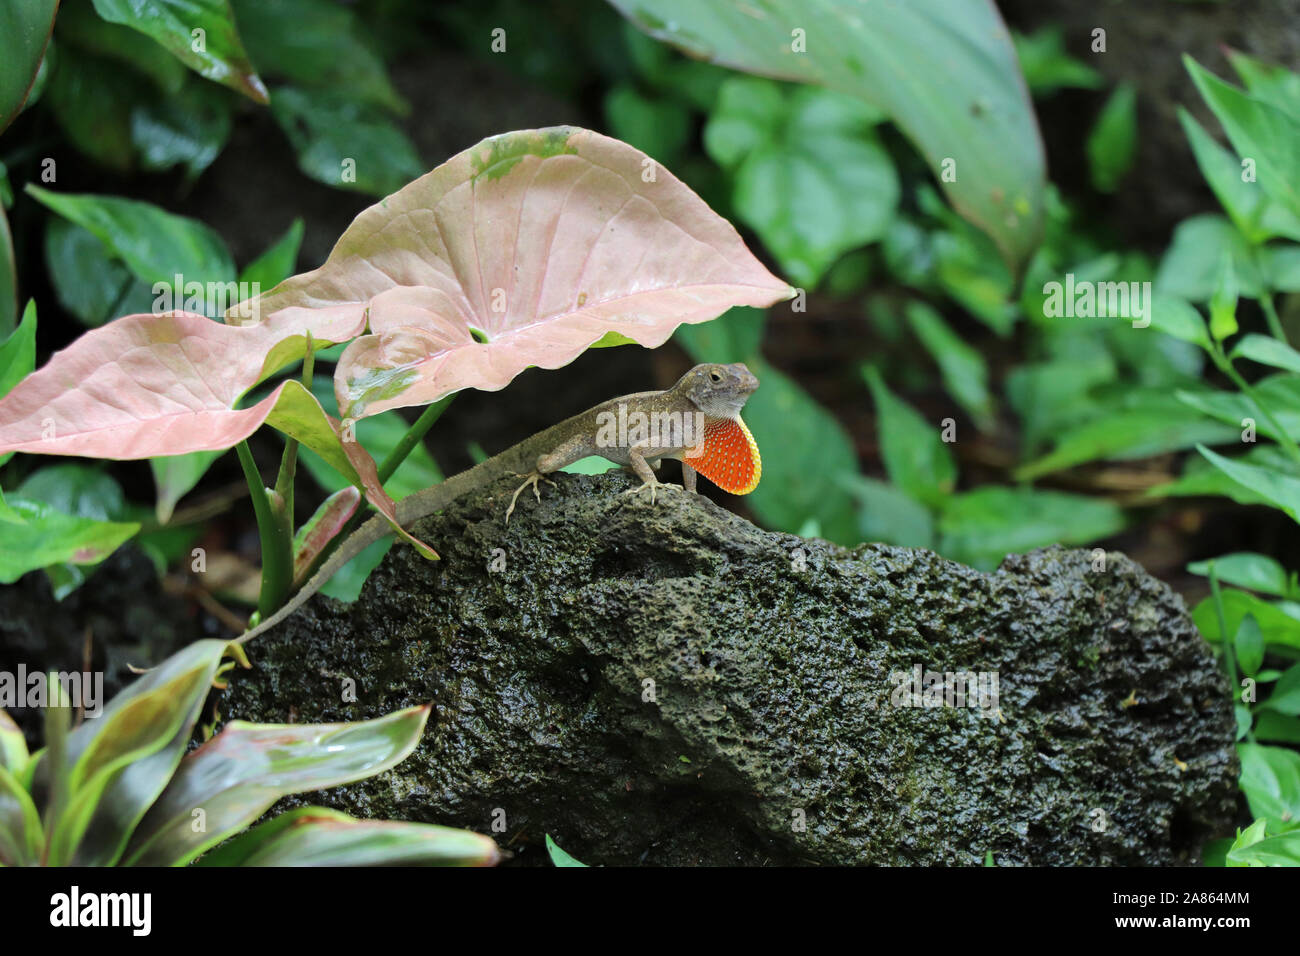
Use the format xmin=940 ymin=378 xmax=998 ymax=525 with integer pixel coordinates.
xmin=227 ymin=126 xmax=794 ymax=419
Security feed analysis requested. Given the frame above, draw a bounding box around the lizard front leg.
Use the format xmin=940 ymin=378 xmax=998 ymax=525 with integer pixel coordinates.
xmin=621 ymin=444 xmax=667 ymax=504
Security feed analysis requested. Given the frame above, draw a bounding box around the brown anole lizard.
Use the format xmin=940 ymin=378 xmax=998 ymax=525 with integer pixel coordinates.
xmin=237 ymin=362 xmax=762 ymax=644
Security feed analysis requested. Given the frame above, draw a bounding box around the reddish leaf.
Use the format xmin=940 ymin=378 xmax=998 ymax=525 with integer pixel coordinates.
xmin=227 ymin=127 xmax=794 ymax=419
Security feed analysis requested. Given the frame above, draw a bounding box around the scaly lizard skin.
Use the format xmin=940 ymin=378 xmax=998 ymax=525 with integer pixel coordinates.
xmin=237 ymin=362 xmax=761 ymax=644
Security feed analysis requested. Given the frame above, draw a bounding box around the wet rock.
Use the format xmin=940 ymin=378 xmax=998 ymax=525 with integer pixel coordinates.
xmin=221 ymin=471 xmax=1239 ymax=865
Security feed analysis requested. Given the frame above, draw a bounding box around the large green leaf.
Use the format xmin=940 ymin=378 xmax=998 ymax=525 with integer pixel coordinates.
xmin=0 ymin=0 xmax=58 ymax=133
xmin=704 ymin=78 xmax=898 ymax=287
xmin=610 ymin=0 xmax=1046 ymax=269
xmin=230 ymin=0 xmax=404 ymax=112
xmin=904 ymin=301 xmax=994 ymax=430
xmin=1187 ymin=552 xmax=1291 ymax=598
xmin=938 ymin=486 xmax=1125 ymax=571
xmin=0 ymin=498 xmax=140 ymax=585
xmin=1016 ymin=392 xmax=1239 ymax=479
xmin=1187 ymin=56 xmax=1300 ymax=223
xmin=0 ymin=203 xmax=13 ymax=335
xmin=269 ymin=87 xmax=423 ymax=198
xmin=1086 ymin=83 xmax=1138 ymax=193
xmin=1193 ymin=587 xmax=1300 ymax=649
xmin=90 ymin=0 xmax=268 ymax=102
xmin=1197 ymin=444 xmax=1300 ymax=522
xmin=27 ymin=186 xmax=236 ymax=314
xmin=194 ymin=805 xmax=500 ymax=867
xmin=0 ymin=764 xmax=42 ymax=866
xmin=46 ymin=640 xmax=235 ymax=866
xmin=863 ymin=366 xmax=955 ymax=509
xmin=1238 ymin=742 xmax=1300 ymax=823
xmin=123 ymin=704 xmax=431 ymax=866
xmin=1178 ymin=107 xmax=1300 ymax=244
xmin=1155 ymin=214 xmax=1263 ymax=301
xmin=43 ymin=217 xmax=157 ymax=327
xmin=840 ymin=475 xmax=934 ymax=549
xmin=1227 ymin=825 xmax=1300 ymax=866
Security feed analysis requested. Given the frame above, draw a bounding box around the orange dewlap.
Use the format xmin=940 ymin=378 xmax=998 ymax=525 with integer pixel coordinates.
xmin=687 ymin=415 xmax=761 ymax=495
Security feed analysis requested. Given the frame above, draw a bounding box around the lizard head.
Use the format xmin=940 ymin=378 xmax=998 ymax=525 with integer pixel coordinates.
xmin=679 ymin=362 xmax=759 ymax=419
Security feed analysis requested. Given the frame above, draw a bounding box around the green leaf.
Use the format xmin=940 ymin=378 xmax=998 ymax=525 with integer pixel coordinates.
xmin=45 ymin=639 xmax=234 ymax=866
xmin=1197 ymin=443 xmax=1300 ymax=522
xmin=230 ymin=0 xmax=404 ymax=112
xmin=1087 ymin=83 xmax=1138 ymax=193
xmin=130 ymin=76 xmax=233 ymax=180
xmin=937 ymin=486 xmax=1125 ymax=571
xmin=0 ymin=0 xmax=58 ymax=133
xmin=1175 ymin=379 xmax=1300 ymax=446
xmin=0 ymin=203 xmax=13 ymax=335
xmin=237 ymin=218 xmax=304 ymax=295
xmin=605 ymin=85 xmax=691 ymax=167
xmin=1227 ymin=825 xmax=1300 ymax=866
xmin=1016 ymin=392 xmax=1238 ymax=479
xmin=546 ymin=833 xmax=588 ymax=867
xmin=1186 ymin=56 xmax=1300 ymax=223
xmin=904 ymin=300 xmax=994 ymax=430
xmin=150 ymin=451 xmax=222 ymax=524
xmin=1193 ymin=587 xmax=1300 ymax=648
xmin=90 ymin=0 xmax=267 ymax=102
xmin=0 ymin=299 xmax=36 ymax=399
xmin=1187 ymin=552 xmax=1290 ymax=596
xmin=1235 ymin=614 xmax=1265 ymax=676
xmin=612 ymin=0 xmax=1046 ymax=270
xmin=1261 ymin=661 xmax=1300 ymax=716
xmin=43 ymin=217 xmax=156 ymax=327
xmin=1232 ymin=332 xmax=1300 ymax=373
xmin=672 ymin=305 xmax=767 ymax=364
xmin=1147 ymin=295 xmax=1211 ymax=349
xmin=44 ymin=44 xmax=153 ymax=172
xmin=0 ymin=709 xmax=27 ymax=773
xmin=123 ymin=704 xmax=431 ymax=866
xmin=1011 ymin=26 xmax=1102 ymax=96
xmin=1178 ymin=107 xmax=1300 ymax=244
xmin=26 ymin=185 xmax=236 ymax=311
xmin=863 ymin=366 xmax=956 ymax=509
xmin=17 ymin=465 xmax=128 ymax=521
xmin=0 ymin=763 xmax=43 ymax=866
xmin=269 ymin=87 xmax=424 ymax=198
xmin=1208 ymin=252 xmax=1240 ymax=340
xmin=1256 ymin=710 xmax=1300 ymax=744
xmin=1155 ymin=214 xmax=1263 ymax=301
xmin=1227 ymin=49 xmax=1300 ymax=120
xmin=706 ymin=80 xmax=899 ymax=287
xmin=194 ymin=805 xmax=500 ymax=866
xmin=318 ymin=536 xmax=393 ymax=604
xmin=840 ymin=475 xmax=934 ymax=548
xmin=1237 ymin=742 xmax=1300 ymax=823
xmin=0 ymin=498 xmax=140 ymax=584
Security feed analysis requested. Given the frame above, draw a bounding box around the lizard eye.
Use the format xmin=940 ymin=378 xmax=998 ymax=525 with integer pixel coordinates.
xmin=709 ymin=370 xmax=722 ymax=383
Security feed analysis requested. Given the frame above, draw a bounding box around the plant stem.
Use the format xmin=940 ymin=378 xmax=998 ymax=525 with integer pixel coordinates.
xmin=1259 ymin=290 xmax=1287 ymax=343
xmin=273 ymin=333 xmax=315 ymax=514
xmin=378 ymin=395 xmax=454 ymax=483
xmin=1209 ymin=563 xmax=1253 ymax=743
xmin=237 ymin=440 xmax=294 ymax=619
xmin=1212 ymin=348 xmax=1300 ymax=466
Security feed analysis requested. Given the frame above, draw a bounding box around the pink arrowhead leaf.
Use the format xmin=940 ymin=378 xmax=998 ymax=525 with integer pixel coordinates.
xmin=227 ymin=126 xmax=795 ymax=419
xmin=0 ymin=309 xmax=433 ymax=556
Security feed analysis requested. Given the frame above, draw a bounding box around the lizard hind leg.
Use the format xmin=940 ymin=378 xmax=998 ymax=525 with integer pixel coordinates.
xmin=505 ymin=470 xmax=557 ymax=524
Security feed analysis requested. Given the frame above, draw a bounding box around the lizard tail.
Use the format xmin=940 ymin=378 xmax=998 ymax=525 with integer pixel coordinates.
xmin=235 ymin=512 xmax=393 ymax=646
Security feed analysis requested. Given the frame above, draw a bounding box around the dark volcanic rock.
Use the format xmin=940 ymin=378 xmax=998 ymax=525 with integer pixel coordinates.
xmin=220 ymin=471 xmax=1238 ymax=865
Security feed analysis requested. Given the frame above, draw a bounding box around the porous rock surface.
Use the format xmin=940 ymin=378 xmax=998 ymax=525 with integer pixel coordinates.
xmin=221 ymin=472 xmax=1238 ymax=865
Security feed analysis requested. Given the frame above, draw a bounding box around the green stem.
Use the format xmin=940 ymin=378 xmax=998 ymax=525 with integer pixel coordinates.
xmin=1259 ymin=290 xmax=1287 ymax=343
xmin=1212 ymin=348 xmax=1300 ymax=466
xmin=1209 ymin=563 xmax=1253 ymax=743
xmin=273 ymin=334 xmax=315 ymax=515
xmin=237 ymin=440 xmax=294 ymax=619
xmin=378 ymin=395 xmax=454 ymax=484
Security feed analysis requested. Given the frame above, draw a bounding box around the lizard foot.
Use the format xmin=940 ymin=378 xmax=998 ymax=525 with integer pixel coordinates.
xmin=621 ymin=478 xmax=666 ymax=505
xmin=505 ymin=471 xmax=557 ymax=524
